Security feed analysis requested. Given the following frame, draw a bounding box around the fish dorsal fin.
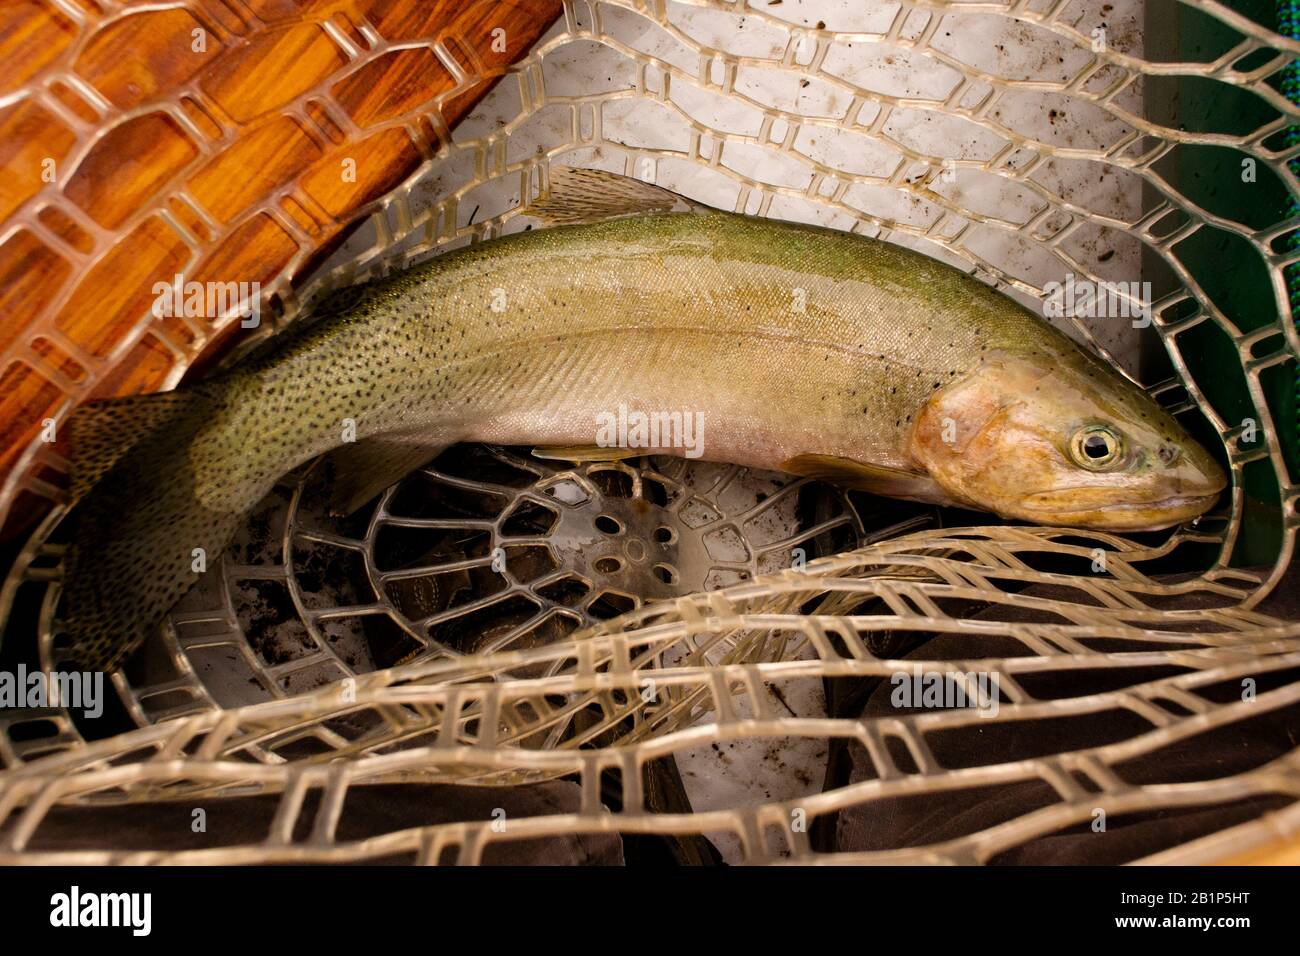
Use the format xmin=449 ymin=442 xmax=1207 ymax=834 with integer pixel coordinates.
xmin=520 ymin=167 xmax=705 ymax=226
xmin=780 ymin=453 xmax=961 ymax=507
xmin=65 ymin=392 xmax=197 ymax=501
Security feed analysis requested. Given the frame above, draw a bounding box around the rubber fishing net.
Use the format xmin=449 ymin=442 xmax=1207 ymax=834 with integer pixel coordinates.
xmin=2 ymin=0 xmax=1300 ymax=864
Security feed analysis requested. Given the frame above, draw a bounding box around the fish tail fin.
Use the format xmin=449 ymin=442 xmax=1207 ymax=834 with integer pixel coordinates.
xmin=56 ymin=388 xmax=229 ymax=672
xmin=64 ymin=390 xmax=206 ymax=502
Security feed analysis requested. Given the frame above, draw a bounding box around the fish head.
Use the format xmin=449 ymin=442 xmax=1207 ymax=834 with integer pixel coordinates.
xmin=908 ymin=348 xmax=1227 ymax=530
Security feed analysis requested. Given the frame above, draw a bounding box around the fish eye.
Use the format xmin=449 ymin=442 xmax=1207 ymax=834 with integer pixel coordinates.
xmin=1070 ymin=426 xmax=1122 ymax=470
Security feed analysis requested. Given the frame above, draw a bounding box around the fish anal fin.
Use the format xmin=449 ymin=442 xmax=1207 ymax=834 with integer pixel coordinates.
xmin=66 ymin=392 xmax=198 ymax=501
xmin=520 ymin=167 xmax=705 ymax=226
xmin=323 ymin=435 xmax=447 ymax=516
xmin=532 ymin=444 xmax=645 ymax=463
xmin=780 ymin=453 xmax=959 ymax=506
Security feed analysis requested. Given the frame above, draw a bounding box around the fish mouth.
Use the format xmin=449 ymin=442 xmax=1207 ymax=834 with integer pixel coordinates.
xmin=1023 ymin=492 xmax=1220 ymax=512
xmin=1019 ymin=491 xmax=1221 ymax=530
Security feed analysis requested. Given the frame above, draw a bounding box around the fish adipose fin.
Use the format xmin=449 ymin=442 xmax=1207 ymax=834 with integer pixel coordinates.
xmin=323 ymin=435 xmax=447 ymax=516
xmin=532 ymin=444 xmax=645 ymax=463
xmin=521 ymin=167 xmax=705 ymax=226
xmin=65 ymin=392 xmax=201 ymax=501
xmin=780 ymin=453 xmax=961 ymax=507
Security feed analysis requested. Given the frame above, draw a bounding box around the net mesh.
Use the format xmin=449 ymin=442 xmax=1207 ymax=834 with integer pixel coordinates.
xmin=2 ymin=0 xmax=1300 ymax=864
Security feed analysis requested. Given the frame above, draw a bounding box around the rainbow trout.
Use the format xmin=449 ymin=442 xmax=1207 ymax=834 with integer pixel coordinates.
xmin=54 ymin=169 xmax=1225 ymax=671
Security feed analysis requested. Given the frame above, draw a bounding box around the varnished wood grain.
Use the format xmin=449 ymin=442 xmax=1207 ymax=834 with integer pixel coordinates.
xmin=0 ymin=0 xmax=563 ymax=540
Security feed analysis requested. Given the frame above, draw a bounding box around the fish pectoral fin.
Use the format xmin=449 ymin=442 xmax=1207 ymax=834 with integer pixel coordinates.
xmin=65 ymin=391 xmax=201 ymax=501
xmin=520 ymin=167 xmax=708 ymax=226
xmin=322 ymin=435 xmax=447 ymax=516
xmin=780 ymin=453 xmax=959 ymax=506
xmin=532 ymin=444 xmax=645 ymax=463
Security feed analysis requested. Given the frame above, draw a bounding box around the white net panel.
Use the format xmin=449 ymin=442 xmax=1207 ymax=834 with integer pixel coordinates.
xmin=2 ymin=0 xmax=1299 ymax=864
